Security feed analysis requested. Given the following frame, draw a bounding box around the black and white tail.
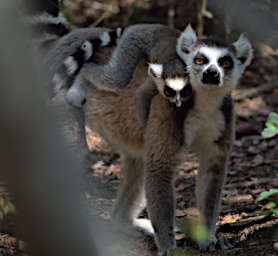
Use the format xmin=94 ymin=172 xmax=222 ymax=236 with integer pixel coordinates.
xmin=23 ymin=1 xmax=125 ymax=94
xmin=24 ymin=0 xmax=70 ymax=52
xmin=63 ymin=28 xmax=124 ymax=77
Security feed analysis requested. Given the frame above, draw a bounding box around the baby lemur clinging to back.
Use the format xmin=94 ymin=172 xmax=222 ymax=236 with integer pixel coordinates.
xmin=62 ymin=24 xmax=252 ymax=256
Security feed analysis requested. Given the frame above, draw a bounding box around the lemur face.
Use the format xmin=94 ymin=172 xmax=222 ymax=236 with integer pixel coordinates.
xmin=190 ymin=44 xmax=238 ymax=88
xmin=177 ymin=24 xmax=253 ymax=91
xmin=148 ymin=60 xmax=192 ymax=107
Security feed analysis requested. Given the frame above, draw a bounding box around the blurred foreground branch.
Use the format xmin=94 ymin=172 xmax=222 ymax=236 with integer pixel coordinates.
xmin=0 ymin=1 xmax=126 ymax=255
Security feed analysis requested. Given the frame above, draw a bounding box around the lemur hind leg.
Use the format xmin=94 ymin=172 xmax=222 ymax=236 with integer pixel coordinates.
xmin=195 ymin=120 xmax=234 ymax=252
xmin=112 ymin=154 xmax=154 ymax=237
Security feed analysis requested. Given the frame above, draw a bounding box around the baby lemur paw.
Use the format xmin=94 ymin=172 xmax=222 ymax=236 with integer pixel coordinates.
xmin=199 ymin=236 xmax=233 ymax=252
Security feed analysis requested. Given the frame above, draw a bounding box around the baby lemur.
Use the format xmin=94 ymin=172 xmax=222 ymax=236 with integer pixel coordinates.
xmin=62 ymin=24 xmax=252 ymax=256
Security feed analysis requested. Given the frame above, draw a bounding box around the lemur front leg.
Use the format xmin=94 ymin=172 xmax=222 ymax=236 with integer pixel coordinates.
xmin=144 ymin=96 xmax=186 ymax=256
xmin=196 ymin=117 xmax=234 ymax=252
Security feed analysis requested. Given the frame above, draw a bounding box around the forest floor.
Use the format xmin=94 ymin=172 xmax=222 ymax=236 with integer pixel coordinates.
xmin=0 ymin=1 xmax=278 ymax=255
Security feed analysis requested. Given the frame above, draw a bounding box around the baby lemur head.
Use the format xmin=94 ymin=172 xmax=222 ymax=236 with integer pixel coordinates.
xmin=147 ymin=56 xmax=192 ymax=107
xmin=176 ymin=25 xmax=253 ymax=93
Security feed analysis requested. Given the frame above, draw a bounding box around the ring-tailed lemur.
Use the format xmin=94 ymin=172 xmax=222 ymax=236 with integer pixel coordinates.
xmin=26 ymin=2 xmax=253 ymax=255
xmin=62 ymin=24 xmax=252 ymax=255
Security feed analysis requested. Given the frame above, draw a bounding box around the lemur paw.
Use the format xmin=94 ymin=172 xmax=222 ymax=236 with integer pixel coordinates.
xmin=199 ymin=236 xmax=233 ymax=252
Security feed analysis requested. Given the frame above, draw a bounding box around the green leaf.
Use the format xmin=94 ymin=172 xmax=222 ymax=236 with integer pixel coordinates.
xmin=255 ymin=189 xmax=278 ymax=203
xmin=262 ymin=127 xmax=278 ymax=138
xmin=202 ymin=10 xmax=214 ymax=19
xmin=262 ymin=112 xmax=278 ymax=138
xmin=266 ymin=122 xmax=277 ymax=129
xmin=268 ymin=112 xmax=278 ymax=124
xmin=261 ymin=209 xmax=272 ymax=216
xmin=191 ymin=222 xmax=209 ymax=244
xmin=179 ymin=218 xmax=209 ymax=244
xmin=3 ymin=202 xmax=16 ymax=216
xmin=272 ymin=209 xmax=278 ymax=215
xmin=266 ymin=202 xmax=276 ymax=209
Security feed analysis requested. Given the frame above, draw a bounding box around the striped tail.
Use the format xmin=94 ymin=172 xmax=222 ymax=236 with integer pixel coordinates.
xmin=24 ymin=0 xmax=70 ymax=52
xmin=63 ymin=28 xmax=124 ymax=78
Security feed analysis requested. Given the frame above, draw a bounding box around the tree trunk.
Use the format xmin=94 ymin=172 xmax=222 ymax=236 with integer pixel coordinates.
xmin=175 ymin=0 xmax=203 ymax=33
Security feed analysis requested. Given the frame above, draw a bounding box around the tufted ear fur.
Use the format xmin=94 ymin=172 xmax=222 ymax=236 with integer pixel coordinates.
xmin=232 ymin=34 xmax=253 ymax=70
xmin=148 ymin=63 xmax=163 ymax=78
xmin=176 ymin=24 xmax=197 ymax=63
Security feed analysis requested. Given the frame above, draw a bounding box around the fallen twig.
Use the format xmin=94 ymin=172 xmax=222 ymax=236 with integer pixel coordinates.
xmin=218 ymin=214 xmax=273 ymax=232
xmin=234 ymin=82 xmax=278 ymax=102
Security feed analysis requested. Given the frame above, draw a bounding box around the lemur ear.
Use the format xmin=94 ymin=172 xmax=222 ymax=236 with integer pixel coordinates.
xmin=177 ymin=24 xmax=197 ymax=62
xmin=148 ymin=63 xmax=163 ymax=78
xmin=232 ymin=34 xmax=253 ymax=69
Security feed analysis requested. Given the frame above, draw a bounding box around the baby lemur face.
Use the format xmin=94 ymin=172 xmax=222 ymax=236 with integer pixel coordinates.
xmin=177 ymin=25 xmax=253 ymax=92
xmin=148 ymin=58 xmax=192 ymax=107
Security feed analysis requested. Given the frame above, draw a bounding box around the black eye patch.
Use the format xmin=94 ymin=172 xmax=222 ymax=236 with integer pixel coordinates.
xmin=193 ymin=53 xmax=209 ymax=65
xmin=180 ymin=83 xmax=192 ymax=97
xmin=164 ymin=85 xmax=176 ymax=97
xmin=218 ymin=55 xmax=234 ymax=69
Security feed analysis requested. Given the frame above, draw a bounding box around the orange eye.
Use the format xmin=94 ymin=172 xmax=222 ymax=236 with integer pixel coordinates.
xmin=222 ymin=60 xmax=231 ymax=68
xmin=195 ymin=58 xmax=204 ymax=65
xmin=164 ymin=86 xmax=176 ymax=97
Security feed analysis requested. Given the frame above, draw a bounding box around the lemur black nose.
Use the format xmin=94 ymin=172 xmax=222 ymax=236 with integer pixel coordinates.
xmin=202 ymin=66 xmax=220 ymax=85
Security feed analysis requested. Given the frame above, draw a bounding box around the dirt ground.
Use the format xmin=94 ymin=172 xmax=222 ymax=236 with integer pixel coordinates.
xmin=0 ymin=1 xmax=278 ymax=255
